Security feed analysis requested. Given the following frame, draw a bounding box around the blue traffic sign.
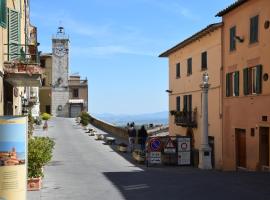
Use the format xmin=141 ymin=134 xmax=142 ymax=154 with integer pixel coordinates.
xmin=149 ymin=138 xmax=161 ymax=151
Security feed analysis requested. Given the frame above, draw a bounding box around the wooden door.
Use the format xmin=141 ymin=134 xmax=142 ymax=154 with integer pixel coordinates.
xmin=259 ymin=127 xmax=269 ymax=168
xmin=236 ymin=129 xmax=246 ymax=168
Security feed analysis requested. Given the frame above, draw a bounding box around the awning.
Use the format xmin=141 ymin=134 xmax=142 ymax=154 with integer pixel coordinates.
xmin=68 ymin=99 xmax=84 ymax=104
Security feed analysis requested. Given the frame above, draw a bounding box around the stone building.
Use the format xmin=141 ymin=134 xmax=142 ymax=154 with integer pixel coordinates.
xmin=40 ymin=27 xmax=88 ymax=117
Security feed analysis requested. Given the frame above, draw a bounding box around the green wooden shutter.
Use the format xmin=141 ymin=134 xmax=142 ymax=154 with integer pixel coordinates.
xmin=176 ymin=96 xmax=180 ymax=111
xmin=250 ymin=15 xmax=259 ymax=43
xmin=255 ymin=65 xmax=262 ymax=94
xmin=8 ymin=8 xmax=20 ymax=61
xmin=176 ymin=63 xmax=180 ymax=78
xmin=0 ymin=0 xmax=6 ymax=27
xmin=189 ymin=95 xmax=192 ymax=112
xmin=184 ymin=95 xmax=187 ymax=112
xmin=234 ymin=71 xmax=239 ymax=96
xmin=226 ymin=73 xmax=230 ymax=97
xmin=243 ymin=68 xmax=249 ymax=95
xmin=230 ymin=26 xmax=236 ymax=51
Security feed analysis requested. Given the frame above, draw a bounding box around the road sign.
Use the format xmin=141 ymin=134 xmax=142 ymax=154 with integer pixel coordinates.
xmin=164 ymin=138 xmax=176 ymax=154
xmin=149 ymin=152 xmax=161 ymax=164
xmin=177 ymin=137 xmax=191 ymax=165
xmin=149 ymin=138 xmax=162 ymax=152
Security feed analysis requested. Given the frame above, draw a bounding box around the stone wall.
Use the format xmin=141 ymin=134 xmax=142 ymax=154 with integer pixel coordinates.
xmin=89 ymin=115 xmax=129 ymax=140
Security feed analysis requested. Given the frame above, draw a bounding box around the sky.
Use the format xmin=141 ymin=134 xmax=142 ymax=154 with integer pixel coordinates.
xmin=30 ymin=0 xmax=235 ymax=115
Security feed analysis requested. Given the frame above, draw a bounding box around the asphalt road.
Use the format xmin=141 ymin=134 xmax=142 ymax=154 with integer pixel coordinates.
xmin=28 ymin=118 xmax=270 ymax=200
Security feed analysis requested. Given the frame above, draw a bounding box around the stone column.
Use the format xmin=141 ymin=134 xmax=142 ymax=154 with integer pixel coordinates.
xmin=198 ymin=72 xmax=212 ymax=169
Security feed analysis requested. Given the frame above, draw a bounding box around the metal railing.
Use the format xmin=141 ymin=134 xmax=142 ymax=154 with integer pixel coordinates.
xmin=174 ymin=111 xmax=197 ymax=128
xmin=4 ymin=43 xmax=40 ymax=64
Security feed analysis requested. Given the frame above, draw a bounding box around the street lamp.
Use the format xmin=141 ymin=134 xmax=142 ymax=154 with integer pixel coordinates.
xmin=198 ymin=72 xmax=212 ymax=169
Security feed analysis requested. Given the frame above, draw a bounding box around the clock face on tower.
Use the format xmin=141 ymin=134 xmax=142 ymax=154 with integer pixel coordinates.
xmin=54 ymin=43 xmax=67 ymax=57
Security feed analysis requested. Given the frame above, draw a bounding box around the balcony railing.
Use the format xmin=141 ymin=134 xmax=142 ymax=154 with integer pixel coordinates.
xmin=173 ymin=111 xmax=197 ymax=128
xmin=4 ymin=43 xmax=40 ymax=64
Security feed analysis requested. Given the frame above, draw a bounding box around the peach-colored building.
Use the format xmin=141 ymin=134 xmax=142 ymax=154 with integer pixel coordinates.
xmin=160 ymin=23 xmax=223 ymax=169
xmin=217 ymin=0 xmax=270 ymax=171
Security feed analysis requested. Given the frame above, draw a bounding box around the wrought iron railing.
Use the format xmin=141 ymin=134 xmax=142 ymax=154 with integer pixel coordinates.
xmin=174 ymin=111 xmax=197 ymax=128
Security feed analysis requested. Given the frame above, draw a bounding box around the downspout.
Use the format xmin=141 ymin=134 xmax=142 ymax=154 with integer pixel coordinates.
xmin=220 ymin=22 xmax=225 ymax=170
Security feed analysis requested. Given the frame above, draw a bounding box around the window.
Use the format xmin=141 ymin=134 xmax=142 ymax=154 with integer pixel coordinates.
xmin=183 ymin=95 xmax=192 ymax=112
xmin=42 ymin=78 xmax=46 ymax=86
xmin=201 ymin=51 xmax=207 ymax=70
xmin=176 ymin=96 xmax=180 ymax=111
xmin=226 ymin=71 xmax=239 ymax=97
xmin=250 ymin=15 xmax=259 ymax=44
xmin=176 ymin=63 xmax=180 ymax=78
xmin=40 ymin=59 xmax=46 ymax=68
xmin=243 ymin=65 xmax=262 ymax=95
xmin=187 ymin=58 xmax=192 ymax=75
xmin=0 ymin=0 xmax=6 ymax=27
xmin=230 ymin=26 xmax=236 ymax=51
xmin=73 ymin=89 xmax=79 ymax=98
xmin=8 ymin=9 xmax=20 ymax=61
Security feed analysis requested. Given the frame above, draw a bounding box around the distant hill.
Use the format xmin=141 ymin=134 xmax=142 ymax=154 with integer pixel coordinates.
xmin=92 ymin=111 xmax=168 ymax=126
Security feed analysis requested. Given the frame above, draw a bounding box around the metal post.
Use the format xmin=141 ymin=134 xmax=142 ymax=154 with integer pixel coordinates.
xmin=198 ymin=72 xmax=212 ymax=169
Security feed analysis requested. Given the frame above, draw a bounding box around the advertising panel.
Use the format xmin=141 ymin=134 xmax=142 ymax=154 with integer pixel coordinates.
xmin=0 ymin=117 xmax=27 ymax=200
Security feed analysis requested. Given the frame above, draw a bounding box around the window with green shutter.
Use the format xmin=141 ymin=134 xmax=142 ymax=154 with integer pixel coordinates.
xmin=201 ymin=51 xmax=207 ymax=70
xmin=243 ymin=65 xmax=262 ymax=95
xmin=243 ymin=68 xmax=249 ymax=95
xmin=187 ymin=58 xmax=192 ymax=75
xmin=8 ymin=8 xmax=20 ymax=61
xmin=226 ymin=73 xmax=231 ymax=97
xmin=0 ymin=0 xmax=6 ymax=27
xmin=255 ymin=65 xmax=262 ymax=94
xmin=184 ymin=95 xmax=188 ymax=112
xmin=230 ymin=26 xmax=236 ymax=51
xmin=176 ymin=63 xmax=180 ymax=78
xmin=176 ymin=96 xmax=180 ymax=111
xmin=250 ymin=15 xmax=259 ymax=44
xmin=226 ymin=71 xmax=239 ymax=97
xmin=234 ymin=71 xmax=239 ymax=96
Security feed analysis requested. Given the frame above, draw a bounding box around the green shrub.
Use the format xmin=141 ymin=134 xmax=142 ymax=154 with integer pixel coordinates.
xmin=28 ymin=137 xmax=55 ymax=178
xmin=41 ymin=113 xmax=51 ymax=121
xmin=79 ymin=112 xmax=90 ymax=126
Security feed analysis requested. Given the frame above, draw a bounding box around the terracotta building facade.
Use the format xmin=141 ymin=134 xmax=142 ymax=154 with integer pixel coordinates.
xmin=160 ymin=23 xmax=223 ymax=169
xmin=217 ymin=0 xmax=270 ymax=171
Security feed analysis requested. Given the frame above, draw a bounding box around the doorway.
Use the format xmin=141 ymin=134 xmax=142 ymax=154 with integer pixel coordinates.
xmin=235 ymin=129 xmax=246 ymax=168
xmin=259 ymin=127 xmax=269 ymax=169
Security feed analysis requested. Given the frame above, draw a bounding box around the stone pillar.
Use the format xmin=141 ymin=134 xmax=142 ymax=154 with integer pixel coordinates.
xmin=198 ymin=72 xmax=212 ymax=170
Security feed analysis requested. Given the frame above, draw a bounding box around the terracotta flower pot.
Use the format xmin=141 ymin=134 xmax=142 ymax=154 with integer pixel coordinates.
xmin=27 ymin=177 xmax=42 ymax=191
xmin=118 ymin=145 xmax=127 ymax=152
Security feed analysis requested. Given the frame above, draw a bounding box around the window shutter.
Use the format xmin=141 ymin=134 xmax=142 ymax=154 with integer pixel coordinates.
xmin=8 ymin=9 xmax=20 ymax=61
xmin=226 ymin=73 xmax=230 ymax=97
xmin=250 ymin=15 xmax=259 ymax=43
xmin=188 ymin=95 xmax=192 ymax=112
xmin=176 ymin=63 xmax=180 ymax=78
xmin=176 ymin=96 xmax=180 ymax=111
xmin=255 ymin=65 xmax=262 ymax=94
xmin=243 ymin=68 xmax=249 ymax=95
xmin=234 ymin=71 xmax=239 ymax=96
xmin=184 ymin=95 xmax=187 ymax=112
xmin=0 ymin=0 xmax=6 ymax=27
xmin=230 ymin=26 xmax=236 ymax=51
xmin=201 ymin=51 xmax=207 ymax=69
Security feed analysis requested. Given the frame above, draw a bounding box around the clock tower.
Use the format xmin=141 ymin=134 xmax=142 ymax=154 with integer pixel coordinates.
xmin=51 ymin=27 xmax=70 ymax=117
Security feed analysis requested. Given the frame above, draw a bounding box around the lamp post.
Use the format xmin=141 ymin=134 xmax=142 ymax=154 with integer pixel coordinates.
xmin=198 ymin=72 xmax=212 ymax=169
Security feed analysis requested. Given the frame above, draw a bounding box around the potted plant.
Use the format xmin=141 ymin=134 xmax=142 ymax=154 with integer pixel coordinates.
xmin=132 ymin=149 xmax=145 ymax=163
xmin=41 ymin=113 xmax=51 ymax=130
xmin=27 ymin=137 xmax=55 ymax=191
xmin=117 ymin=143 xmax=128 ymax=152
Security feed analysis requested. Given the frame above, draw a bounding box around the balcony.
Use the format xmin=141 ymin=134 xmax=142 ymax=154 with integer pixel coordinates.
xmin=171 ymin=111 xmax=197 ymax=128
xmin=3 ymin=43 xmax=44 ymax=87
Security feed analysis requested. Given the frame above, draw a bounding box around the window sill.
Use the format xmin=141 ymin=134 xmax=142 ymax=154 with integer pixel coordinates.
xmin=248 ymin=41 xmax=259 ymax=48
xmin=176 ymin=76 xmax=181 ymax=79
xmin=201 ymin=68 xmax=207 ymax=71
